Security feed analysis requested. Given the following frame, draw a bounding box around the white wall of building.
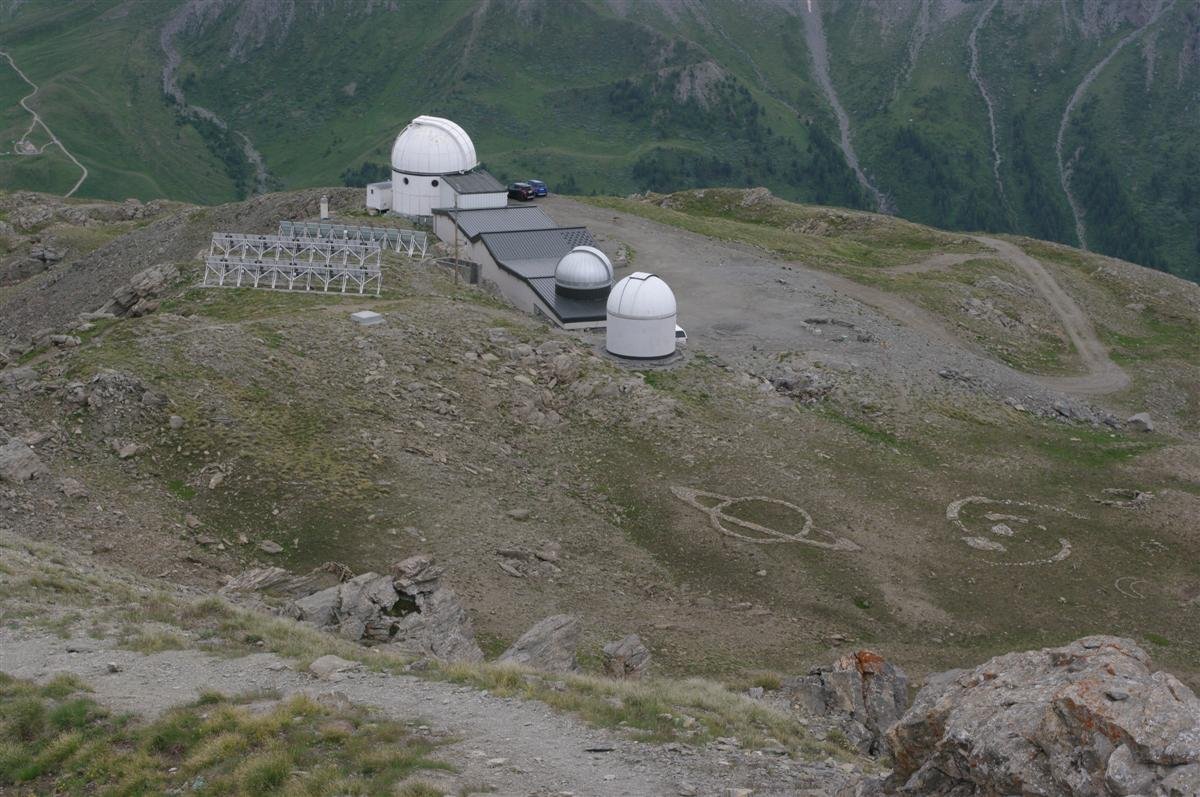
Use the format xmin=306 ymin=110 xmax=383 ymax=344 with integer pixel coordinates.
xmin=366 ymin=182 xmax=392 ymax=211
xmin=392 ymin=173 xmax=443 ymax=218
xmin=606 ymin=315 xmax=676 ymax=359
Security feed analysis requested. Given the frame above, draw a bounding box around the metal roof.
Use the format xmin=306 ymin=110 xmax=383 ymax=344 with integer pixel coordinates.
xmin=446 ymin=207 xmax=558 ymax=240
xmin=442 ymin=169 xmax=506 ymax=194
xmin=528 ymin=277 xmax=608 ymax=323
xmin=480 ymin=227 xmax=596 ymax=261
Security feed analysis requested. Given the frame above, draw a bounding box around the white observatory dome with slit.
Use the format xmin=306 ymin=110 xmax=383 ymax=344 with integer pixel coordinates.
xmin=555 ymin=246 xmax=613 ymax=295
xmin=606 ymin=272 xmax=678 ymax=359
xmin=390 ymin=116 xmax=477 ymax=175
xmin=389 ymin=116 xmax=478 ymax=218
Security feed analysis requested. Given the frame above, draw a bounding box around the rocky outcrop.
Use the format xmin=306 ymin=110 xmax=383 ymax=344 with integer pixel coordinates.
xmin=384 ymin=555 xmax=483 ymax=664
xmin=602 ymin=634 xmax=651 ymax=679
xmin=282 ymin=554 xmax=482 ymax=663
xmin=98 ymin=264 xmax=179 ymax=318
xmin=499 ymin=614 xmax=581 ymax=674
xmin=0 ymin=439 xmax=47 ymax=483
xmin=886 ymin=636 xmax=1200 ymax=796
xmin=783 ymin=650 xmax=908 ymax=756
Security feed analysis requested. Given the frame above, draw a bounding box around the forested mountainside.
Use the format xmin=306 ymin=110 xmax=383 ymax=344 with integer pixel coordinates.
xmin=1 ymin=0 xmax=1197 ymax=280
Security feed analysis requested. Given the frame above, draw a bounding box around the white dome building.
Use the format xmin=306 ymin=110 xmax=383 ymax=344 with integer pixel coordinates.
xmin=390 ymin=116 xmax=478 ymax=217
xmin=606 ymin=272 xmax=678 ymax=359
xmin=555 ymin=246 xmax=613 ymax=299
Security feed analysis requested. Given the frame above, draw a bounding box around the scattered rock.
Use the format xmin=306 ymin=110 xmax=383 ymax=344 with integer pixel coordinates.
xmin=184 ymin=514 xmax=202 ymax=529
xmin=601 ymin=634 xmax=652 ymax=679
xmin=0 ymin=439 xmax=47 ymax=482
xmin=506 ymin=508 xmax=532 ymax=521
xmin=58 ymin=477 xmax=89 ymax=499
xmin=1126 ymin=412 xmax=1154 ymax=433
xmin=257 ymin=540 xmax=284 ymax=554
xmin=168 ymin=415 xmax=185 ymax=430
xmin=499 ymin=614 xmax=581 ymax=673
xmin=308 ymin=654 xmax=360 ymax=681
xmin=886 ymin=636 xmax=1200 ymax=796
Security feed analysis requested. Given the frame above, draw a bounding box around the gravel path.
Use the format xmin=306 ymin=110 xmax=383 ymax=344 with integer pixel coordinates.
xmin=0 ymin=48 xmax=89 ymax=197
xmin=0 ymin=629 xmax=856 ymax=797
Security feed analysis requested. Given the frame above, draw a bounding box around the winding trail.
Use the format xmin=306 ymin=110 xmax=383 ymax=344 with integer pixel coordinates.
xmin=974 ymin=236 xmax=1128 ymax=395
xmin=1055 ymin=0 xmax=1173 ymax=250
xmin=0 ymin=48 xmax=88 ymax=197
xmin=796 ymin=0 xmax=893 ymax=214
xmin=967 ymin=0 xmax=1008 ymax=212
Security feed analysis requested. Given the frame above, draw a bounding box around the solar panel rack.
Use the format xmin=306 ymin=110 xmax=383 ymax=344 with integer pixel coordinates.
xmin=203 ymin=233 xmax=382 ymax=295
xmin=278 ymin=220 xmax=428 ymax=258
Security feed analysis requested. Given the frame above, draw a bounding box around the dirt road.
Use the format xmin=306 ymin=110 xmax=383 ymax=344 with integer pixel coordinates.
xmin=975 ymin=235 xmax=1129 ymax=395
xmin=0 ymin=48 xmax=88 ymax=197
xmin=0 ymin=629 xmax=852 ymax=797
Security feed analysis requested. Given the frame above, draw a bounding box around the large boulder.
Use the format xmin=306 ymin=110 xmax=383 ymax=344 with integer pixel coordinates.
xmin=886 ymin=636 xmax=1200 ymax=796
xmin=289 ymin=572 xmax=399 ymax=642
xmin=499 ymin=614 xmax=581 ymax=674
xmin=0 ymin=439 xmax=47 ymax=483
xmin=784 ymin=650 xmax=908 ymax=756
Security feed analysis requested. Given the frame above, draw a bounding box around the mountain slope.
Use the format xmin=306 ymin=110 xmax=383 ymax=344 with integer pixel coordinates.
xmin=1 ymin=0 xmax=1197 ymax=281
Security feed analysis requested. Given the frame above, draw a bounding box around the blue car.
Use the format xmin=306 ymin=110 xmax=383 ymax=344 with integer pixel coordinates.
xmin=526 ymin=179 xmax=548 ymax=197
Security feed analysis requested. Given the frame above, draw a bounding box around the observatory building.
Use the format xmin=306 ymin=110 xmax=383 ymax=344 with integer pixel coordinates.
xmin=366 ymin=116 xmax=507 ymax=219
xmin=606 ymin=272 xmax=678 ymax=359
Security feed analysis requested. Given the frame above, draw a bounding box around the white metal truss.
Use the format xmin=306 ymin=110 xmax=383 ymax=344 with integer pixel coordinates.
xmin=203 ymin=255 xmax=382 ymax=295
xmin=209 ymin=232 xmax=382 ymax=269
xmin=278 ymin=220 xmax=428 ymax=258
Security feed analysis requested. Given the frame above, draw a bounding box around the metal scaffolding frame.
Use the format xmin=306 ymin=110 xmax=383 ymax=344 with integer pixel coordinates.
xmin=278 ymin=220 xmax=428 ymax=258
xmin=209 ymin=232 xmax=382 ymax=269
xmin=202 ymin=255 xmax=382 ymax=295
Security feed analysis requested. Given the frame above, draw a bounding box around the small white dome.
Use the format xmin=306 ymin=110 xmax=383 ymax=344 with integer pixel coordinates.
xmin=390 ymin=115 xmax=478 ymax=175
xmin=555 ymin=246 xmax=613 ymax=292
xmin=607 ymin=272 xmax=676 ymax=320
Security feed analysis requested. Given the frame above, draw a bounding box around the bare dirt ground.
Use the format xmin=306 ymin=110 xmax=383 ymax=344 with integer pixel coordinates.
xmin=0 ymin=627 xmax=856 ymax=797
xmin=545 ymin=196 xmax=1121 ymax=407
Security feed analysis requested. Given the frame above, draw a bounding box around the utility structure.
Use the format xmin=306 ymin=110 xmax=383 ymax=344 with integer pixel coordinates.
xmin=279 ymin=220 xmax=428 ymax=258
xmin=203 ymin=232 xmax=382 ymax=295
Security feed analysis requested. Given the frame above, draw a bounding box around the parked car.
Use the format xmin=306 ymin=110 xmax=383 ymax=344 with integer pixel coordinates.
xmin=674 ymin=324 xmax=687 ymax=346
xmin=508 ymin=182 xmax=536 ymax=201
xmin=526 ymin=179 xmax=548 ymax=197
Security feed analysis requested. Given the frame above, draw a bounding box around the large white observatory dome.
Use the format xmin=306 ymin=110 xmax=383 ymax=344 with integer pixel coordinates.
xmin=390 ymin=115 xmax=478 ymax=176
xmin=606 ymin=272 xmax=678 ymax=359
xmin=555 ymin=246 xmax=613 ymax=297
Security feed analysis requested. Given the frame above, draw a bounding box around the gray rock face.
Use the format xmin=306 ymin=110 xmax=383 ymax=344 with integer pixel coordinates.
xmin=99 ymin=264 xmax=178 ymax=318
xmin=783 ymin=650 xmax=908 ymax=756
xmin=499 ymin=614 xmax=581 ymax=673
xmin=0 ymin=439 xmax=47 ymax=483
xmin=602 ymin=634 xmax=652 ymax=679
xmin=886 ymin=636 xmax=1200 ymax=796
xmin=283 ymin=555 xmax=483 ymax=663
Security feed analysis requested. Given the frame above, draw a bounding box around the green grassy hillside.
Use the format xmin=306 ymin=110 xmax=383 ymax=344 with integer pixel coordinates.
xmin=1 ymin=0 xmax=1197 ymax=281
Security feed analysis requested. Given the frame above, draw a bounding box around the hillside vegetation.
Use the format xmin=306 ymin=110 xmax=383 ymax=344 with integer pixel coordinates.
xmin=1 ymin=0 xmax=1197 ymax=281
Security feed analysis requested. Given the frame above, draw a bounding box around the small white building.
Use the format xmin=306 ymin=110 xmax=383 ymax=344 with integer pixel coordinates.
xmin=606 ymin=272 xmax=678 ymax=359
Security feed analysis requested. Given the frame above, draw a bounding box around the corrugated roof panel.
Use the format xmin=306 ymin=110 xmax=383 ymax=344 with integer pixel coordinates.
xmin=480 ymin=227 xmax=596 ymax=262
xmin=442 ymin=169 xmax=506 ymax=194
xmin=450 ymin=207 xmax=558 ymax=239
xmin=528 ymin=277 xmax=608 ymax=324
